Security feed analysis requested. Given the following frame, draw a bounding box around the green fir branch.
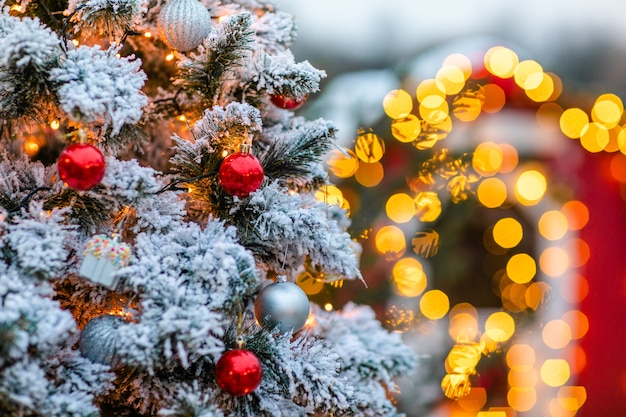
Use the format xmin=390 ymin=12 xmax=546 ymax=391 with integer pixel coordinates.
xmin=176 ymin=12 xmax=255 ymax=106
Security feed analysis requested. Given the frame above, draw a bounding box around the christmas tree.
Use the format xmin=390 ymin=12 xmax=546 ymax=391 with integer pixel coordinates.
xmin=0 ymin=0 xmax=417 ymax=416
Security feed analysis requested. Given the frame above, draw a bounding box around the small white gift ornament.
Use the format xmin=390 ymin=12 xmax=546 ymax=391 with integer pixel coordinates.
xmin=79 ymin=234 xmax=131 ymax=289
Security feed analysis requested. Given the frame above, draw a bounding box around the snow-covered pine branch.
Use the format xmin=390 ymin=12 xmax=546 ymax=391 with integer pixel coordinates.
xmin=0 ymin=11 xmax=62 ymax=122
xmin=231 ymin=182 xmax=362 ymax=281
xmin=51 ymin=44 xmax=147 ymax=139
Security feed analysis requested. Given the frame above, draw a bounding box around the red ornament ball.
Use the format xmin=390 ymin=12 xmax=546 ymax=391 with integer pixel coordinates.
xmin=270 ymin=93 xmax=307 ymax=110
xmin=218 ymin=152 xmax=264 ymax=197
xmin=215 ymin=349 xmax=263 ymax=396
xmin=57 ymin=143 xmax=106 ymax=190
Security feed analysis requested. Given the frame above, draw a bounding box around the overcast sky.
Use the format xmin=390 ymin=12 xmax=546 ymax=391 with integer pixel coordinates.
xmin=274 ymin=0 xmax=626 ymax=76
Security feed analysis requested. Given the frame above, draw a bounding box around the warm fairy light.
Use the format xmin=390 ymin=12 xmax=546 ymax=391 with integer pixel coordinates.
xmin=457 ymin=387 xmax=487 ymax=412
xmin=72 ymin=39 xmax=79 ymax=46
xmin=506 ymin=253 xmax=536 ymax=284
xmin=542 ymin=319 xmax=572 ymax=349
xmin=448 ymin=303 xmax=478 ymax=341
xmin=484 ymin=311 xmax=515 ymax=342
xmin=448 ymin=312 xmax=478 ymax=341
xmin=50 ymin=120 xmax=60 ymax=130
xmin=559 ymin=108 xmax=588 ymax=139
xmin=178 ymin=115 xmax=187 ymax=122
xmin=436 ymin=65 xmax=466 ymax=95
xmin=414 ymin=191 xmax=442 ymax=222
xmin=477 ymin=177 xmax=507 ymax=208
xmin=561 ymin=200 xmax=589 ymax=231
xmin=591 ymin=93 xmax=623 ymax=128
xmin=477 ymin=412 xmax=507 ymax=417
xmin=144 ymin=31 xmax=152 ymax=38
xmin=383 ymin=89 xmax=413 ymax=119
xmin=355 ymin=130 xmax=385 ymax=163
xmin=540 ymin=359 xmax=571 ymax=387
xmin=580 ymin=122 xmax=609 ymax=152
xmin=537 ymin=102 xmax=564 ymax=132
xmin=514 ymin=60 xmax=544 ymax=90
xmin=569 ymin=345 xmax=587 ymax=375
xmin=538 ymin=210 xmax=568 ymax=240
xmin=315 ymin=184 xmax=344 ymax=206
xmin=445 ymin=343 xmax=481 ymax=374
xmin=386 ymin=193 xmax=416 ymax=223
xmin=515 ymin=169 xmax=546 ymax=205
xmin=525 ymin=281 xmax=551 ymax=310
xmin=539 ymin=246 xmax=569 ymax=277
xmin=441 ymin=373 xmax=471 ymax=400
xmin=419 ymin=100 xmax=449 ymax=125
xmin=557 ymin=386 xmax=587 ymax=411
xmin=472 ymin=142 xmax=503 ymax=176
xmin=493 ymin=217 xmax=523 ymax=249
xmin=10 ymin=4 xmax=22 ymax=11
xmin=416 ymin=78 xmax=446 ymax=108
xmin=560 ymin=273 xmax=589 ymax=304
xmin=562 ymin=310 xmax=589 ymax=340
xmin=374 ymin=225 xmax=406 ymax=261
xmin=507 ymin=387 xmax=537 ymax=412
xmin=506 ymin=343 xmax=536 ymax=370
xmin=354 ymin=161 xmax=384 ymax=187
xmin=443 ymin=53 xmax=472 ymax=80
xmin=304 ymin=312 xmax=316 ymax=327
xmin=166 ymin=53 xmax=175 ymax=61
xmin=323 ymin=303 xmax=333 ymax=312
xmin=498 ymin=143 xmax=519 ymax=173
xmin=327 ymin=148 xmax=359 ymax=178
xmin=452 ymin=92 xmax=482 ymax=122
xmin=420 ymin=289 xmax=449 ymax=320
xmin=484 ymin=46 xmax=519 ymax=78
xmin=391 ymin=257 xmax=427 ymax=297
xmin=525 ymin=72 xmax=555 ymax=102
xmin=609 ymin=153 xmax=626 ymax=182
xmin=391 ymin=114 xmax=421 ymax=143
xmin=481 ymin=83 xmax=506 ymax=113
xmin=24 ymin=141 xmax=40 ymax=156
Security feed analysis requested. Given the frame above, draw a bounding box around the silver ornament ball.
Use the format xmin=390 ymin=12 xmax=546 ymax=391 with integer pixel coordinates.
xmin=79 ymin=314 xmax=125 ymax=368
xmin=157 ymin=0 xmax=212 ymax=52
xmin=254 ymin=281 xmax=310 ymax=334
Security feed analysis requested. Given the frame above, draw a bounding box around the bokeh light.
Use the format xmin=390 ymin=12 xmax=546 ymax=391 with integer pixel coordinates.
xmin=542 ymin=319 xmax=572 ymax=349
xmin=420 ymin=289 xmax=450 ymax=320
xmin=472 ymin=142 xmax=503 ymax=176
xmin=493 ymin=217 xmax=523 ymax=249
xmin=538 ymin=210 xmax=569 ymax=240
xmin=392 ymin=257 xmax=427 ymax=297
xmin=506 ymin=253 xmax=536 ymax=284
xmin=484 ymin=311 xmax=515 ymax=342
xmin=383 ymin=89 xmax=413 ymax=119
xmin=386 ymin=193 xmax=417 ymax=223
xmin=375 ymin=225 xmax=406 ymax=260
xmin=515 ymin=169 xmax=547 ymax=205
xmin=541 ymin=359 xmax=571 ymax=387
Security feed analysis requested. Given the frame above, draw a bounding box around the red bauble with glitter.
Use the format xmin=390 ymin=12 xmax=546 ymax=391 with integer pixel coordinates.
xmin=270 ymin=93 xmax=307 ymax=110
xmin=215 ymin=349 xmax=263 ymax=396
xmin=218 ymin=152 xmax=264 ymax=197
xmin=57 ymin=143 xmax=106 ymax=190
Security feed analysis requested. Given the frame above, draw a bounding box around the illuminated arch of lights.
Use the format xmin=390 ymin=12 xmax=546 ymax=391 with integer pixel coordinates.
xmin=314 ymin=46 xmax=612 ymax=416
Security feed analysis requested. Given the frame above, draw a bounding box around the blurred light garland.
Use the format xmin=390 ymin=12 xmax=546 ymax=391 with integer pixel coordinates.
xmin=319 ymin=45 xmax=608 ymax=416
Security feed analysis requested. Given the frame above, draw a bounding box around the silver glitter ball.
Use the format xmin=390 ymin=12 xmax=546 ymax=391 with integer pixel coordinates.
xmin=79 ymin=315 xmax=125 ymax=368
xmin=157 ymin=0 xmax=212 ymax=52
xmin=254 ymin=281 xmax=310 ymax=334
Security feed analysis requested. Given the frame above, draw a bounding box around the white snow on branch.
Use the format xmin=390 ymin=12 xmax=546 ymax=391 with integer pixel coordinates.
xmin=51 ymin=45 xmax=147 ymax=135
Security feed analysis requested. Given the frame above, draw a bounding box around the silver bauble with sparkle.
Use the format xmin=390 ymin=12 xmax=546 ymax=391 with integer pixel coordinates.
xmin=79 ymin=314 xmax=125 ymax=368
xmin=157 ymin=0 xmax=212 ymax=52
xmin=254 ymin=281 xmax=310 ymax=334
